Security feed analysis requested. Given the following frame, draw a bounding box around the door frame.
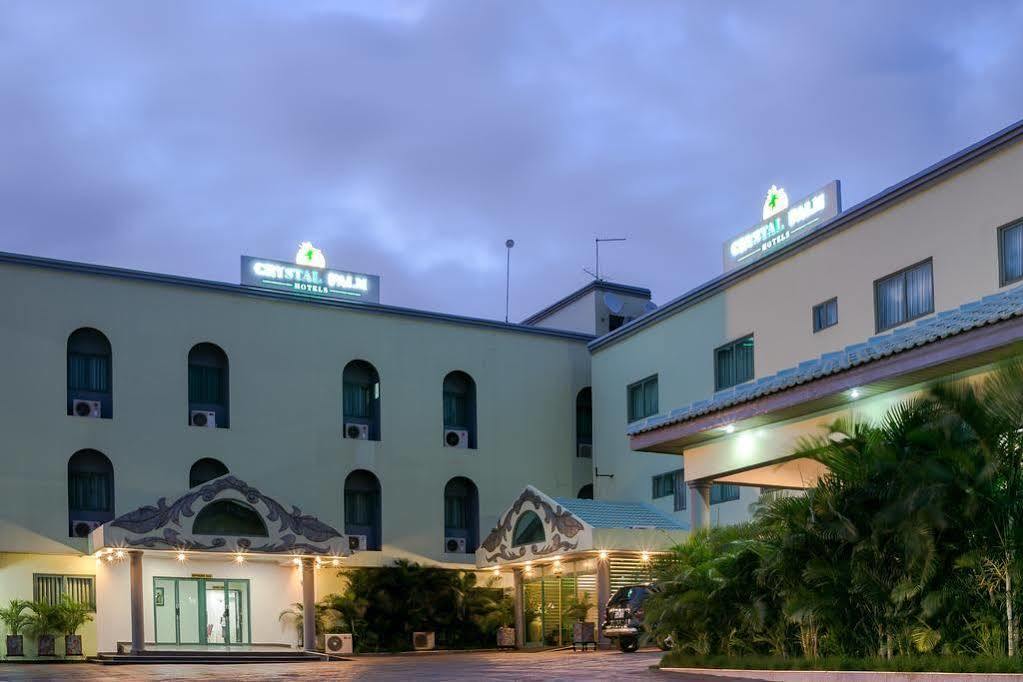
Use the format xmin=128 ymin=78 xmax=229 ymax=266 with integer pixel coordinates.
xmin=153 ymin=576 xmax=252 ymax=646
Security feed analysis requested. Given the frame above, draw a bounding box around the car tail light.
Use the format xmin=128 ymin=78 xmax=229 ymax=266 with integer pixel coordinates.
xmin=633 ymin=608 xmax=644 ymax=619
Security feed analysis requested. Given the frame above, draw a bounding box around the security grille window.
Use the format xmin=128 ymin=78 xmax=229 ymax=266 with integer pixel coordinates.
xmin=68 ymin=354 xmax=110 ymax=393
xmin=652 ymin=472 xmax=675 ymax=499
xmin=68 ymin=471 xmax=112 ymax=512
xmin=188 ymin=365 xmax=225 ymax=405
xmin=33 ymin=574 xmax=96 ymax=610
xmin=715 ymin=335 xmax=754 ymax=391
xmin=710 ymin=483 xmax=740 ymax=505
xmin=812 ymin=298 xmax=838 ymax=333
xmin=627 ymin=375 xmax=658 ymax=423
xmin=1001 ymin=221 xmax=1023 ymax=286
xmin=874 ymin=259 xmax=934 ymax=332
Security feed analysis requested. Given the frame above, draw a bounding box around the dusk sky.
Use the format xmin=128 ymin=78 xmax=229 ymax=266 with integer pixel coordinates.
xmin=3 ymin=2 xmax=1023 ymax=321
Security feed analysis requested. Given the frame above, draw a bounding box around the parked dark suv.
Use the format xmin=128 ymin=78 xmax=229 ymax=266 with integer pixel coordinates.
xmin=600 ymin=584 xmax=672 ymax=653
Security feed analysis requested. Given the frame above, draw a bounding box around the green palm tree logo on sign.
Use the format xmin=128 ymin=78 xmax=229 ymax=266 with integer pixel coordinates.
xmin=762 ymin=185 xmax=789 ymax=220
xmin=295 ymin=241 xmax=326 ymax=268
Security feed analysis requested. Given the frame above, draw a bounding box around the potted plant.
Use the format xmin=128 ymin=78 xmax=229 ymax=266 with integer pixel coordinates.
xmin=278 ymin=601 xmax=328 ymax=650
xmin=56 ymin=595 xmax=93 ymax=657
xmin=0 ymin=599 xmax=32 ymax=657
xmin=565 ymin=594 xmax=596 ymax=650
xmin=25 ymin=601 xmax=61 ymax=657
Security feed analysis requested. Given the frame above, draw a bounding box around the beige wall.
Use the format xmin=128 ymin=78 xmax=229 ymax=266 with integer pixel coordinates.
xmin=592 ymin=135 xmax=1023 ymax=499
xmin=0 ymin=262 xmax=591 ymax=567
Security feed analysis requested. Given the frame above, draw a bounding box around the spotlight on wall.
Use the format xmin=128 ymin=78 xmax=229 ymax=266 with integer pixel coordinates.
xmin=234 ymin=554 xmax=245 ymax=564
xmin=849 ymin=388 xmax=861 ymax=399
xmin=492 ymin=567 xmax=500 ymax=576
xmin=114 ymin=549 xmax=125 ymax=560
xmin=331 ymin=558 xmax=340 ymax=567
xmin=293 ymin=557 xmax=302 ymax=566
xmin=176 ymin=552 xmax=187 ymax=563
xmin=640 ymin=552 xmax=650 ymax=563
xmin=598 ymin=550 xmax=608 ymax=561
xmin=724 ymin=424 xmax=736 ymax=434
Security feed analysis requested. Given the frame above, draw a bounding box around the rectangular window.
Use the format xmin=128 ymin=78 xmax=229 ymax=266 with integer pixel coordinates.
xmin=445 ymin=496 xmax=468 ymax=529
xmin=715 ymin=335 xmax=754 ymax=391
xmin=188 ymin=365 xmax=225 ymax=405
xmin=673 ymin=469 xmax=687 ymax=512
xmin=651 ymin=471 xmax=675 ymax=499
xmin=343 ymin=382 xmax=373 ymax=419
xmin=33 ymin=574 xmax=96 ymax=611
xmin=627 ymin=375 xmax=658 ymax=422
xmin=710 ymin=483 xmax=740 ymax=505
xmin=67 ymin=354 xmax=110 ymax=393
xmin=345 ymin=491 xmax=377 ymax=526
xmin=1001 ymin=220 xmax=1023 ymax=286
xmin=443 ymin=392 xmax=468 ymax=428
xmin=68 ymin=472 xmax=112 ymax=512
xmin=874 ymin=259 xmax=934 ymax=332
xmin=812 ymin=298 xmax=838 ymax=333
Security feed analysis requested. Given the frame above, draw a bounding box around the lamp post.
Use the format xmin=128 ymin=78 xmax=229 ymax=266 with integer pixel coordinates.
xmin=505 ymin=239 xmax=515 ymax=323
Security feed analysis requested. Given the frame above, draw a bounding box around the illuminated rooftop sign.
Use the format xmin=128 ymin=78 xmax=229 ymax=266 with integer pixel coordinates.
xmin=240 ymin=248 xmax=380 ymax=304
xmin=722 ymin=180 xmax=841 ymax=273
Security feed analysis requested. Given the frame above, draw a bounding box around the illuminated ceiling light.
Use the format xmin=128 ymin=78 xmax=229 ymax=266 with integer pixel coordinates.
xmin=331 ymin=558 xmax=340 ymax=567
xmin=598 ymin=550 xmax=608 ymax=561
xmin=849 ymin=388 xmax=861 ymax=399
xmin=176 ymin=552 xmax=187 ymax=562
xmin=491 ymin=567 xmax=500 ymax=576
xmin=640 ymin=552 xmax=650 ymax=562
xmin=105 ymin=554 xmax=114 ymax=562
xmin=293 ymin=557 xmax=302 ymax=566
xmin=114 ymin=550 xmax=125 ymax=559
xmin=724 ymin=424 xmax=736 ymax=434
xmin=234 ymin=554 xmax=245 ymax=564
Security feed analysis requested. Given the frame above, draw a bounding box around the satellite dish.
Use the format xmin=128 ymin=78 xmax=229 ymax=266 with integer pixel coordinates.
xmin=643 ymin=301 xmax=658 ymax=314
xmin=603 ymin=292 xmax=625 ymax=314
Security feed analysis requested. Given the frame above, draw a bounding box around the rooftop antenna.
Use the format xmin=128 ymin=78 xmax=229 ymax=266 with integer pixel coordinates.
xmin=504 ymin=239 xmax=515 ymax=323
xmin=587 ymin=237 xmax=626 ymax=281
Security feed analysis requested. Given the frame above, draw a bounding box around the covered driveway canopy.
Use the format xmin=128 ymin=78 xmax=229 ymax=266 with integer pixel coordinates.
xmin=476 ymin=486 xmax=688 ymax=569
xmin=89 ymin=474 xmax=350 ymax=558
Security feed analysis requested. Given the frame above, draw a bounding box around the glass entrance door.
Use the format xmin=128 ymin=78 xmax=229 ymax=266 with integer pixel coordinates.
xmin=154 ymin=577 xmax=250 ymax=646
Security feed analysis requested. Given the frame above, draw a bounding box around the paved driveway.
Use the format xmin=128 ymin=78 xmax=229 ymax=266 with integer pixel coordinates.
xmin=0 ymin=649 xmax=762 ymax=681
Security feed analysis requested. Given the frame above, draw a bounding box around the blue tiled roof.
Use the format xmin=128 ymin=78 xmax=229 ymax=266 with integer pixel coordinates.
xmin=627 ymin=283 xmax=1023 ymax=436
xmin=552 ymin=497 xmax=686 ymax=530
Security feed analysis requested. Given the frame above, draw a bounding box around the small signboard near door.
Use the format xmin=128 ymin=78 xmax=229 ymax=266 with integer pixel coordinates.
xmin=153 ymin=577 xmax=251 ymax=646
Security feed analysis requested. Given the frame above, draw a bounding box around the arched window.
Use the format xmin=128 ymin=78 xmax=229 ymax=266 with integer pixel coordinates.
xmin=193 ymin=500 xmax=268 ymax=536
xmin=442 ymin=371 xmax=477 ymax=449
xmin=577 ymin=484 xmax=593 ymax=500
xmin=67 ymin=328 xmax=112 ymax=418
xmin=512 ymin=511 xmax=545 ymax=547
xmin=342 ymin=360 xmax=381 ymax=441
xmin=189 ymin=458 xmax=229 ymax=488
xmin=443 ymin=477 xmax=479 ymax=554
xmin=68 ymin=449 xmax=114 ymax=537
xmin=576 ymin=387 xmax=592 ymax=458
xmin=188 ymin=343 xmax=229 ymax=428
xmin=344 ymin=470 xmax=381 ymax=551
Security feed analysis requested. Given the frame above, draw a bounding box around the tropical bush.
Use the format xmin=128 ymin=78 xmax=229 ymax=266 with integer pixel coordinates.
xmin=649 ymin=363 xmax=1023 ymax=664
xmin=0 ymin=600 xmax=32 ymax=637
xmin=320 ymin=559 xmax=512 ymax=652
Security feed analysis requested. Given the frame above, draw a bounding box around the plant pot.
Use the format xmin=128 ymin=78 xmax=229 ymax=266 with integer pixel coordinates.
xmin=6 ymin=634 xmax=24 ymax=657
xmin=37 ymin=634 xmax=55 ymax=657
xmin=64 ymin=634 xmax=83 ymax=657
xmin=573 ymin=621 xmax=596 ymax=645
xmin=496 ymin=626 xmax=516 ymax=648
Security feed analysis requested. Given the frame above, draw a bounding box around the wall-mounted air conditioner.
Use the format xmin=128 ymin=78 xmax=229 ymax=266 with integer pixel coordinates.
xmin=348 ymin=535 xmax=368 ymax=551
xmin=577 ymin=443 xmax=593 ymax=458
xmin=444 ymin=429 xmax=469 ymax=449
xmin=345 ymin=423 xmax=369 ymax=440
xmin=190 ymin=410 xmax=216 ymax=428
xmin=70 ymin=519 xmax=102 ymax=538
xmin=324 ymin=633 xmax=353 ymax=656
xmin=72 ymin=399 xmax=101 ymax=418
xmin=412 ymin=631 xmax=435 ymax=651
xmin=444 ymin=536 xmax=467 ymax=554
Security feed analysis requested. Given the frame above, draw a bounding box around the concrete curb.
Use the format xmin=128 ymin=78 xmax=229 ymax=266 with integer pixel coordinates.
xmin=662 ymin=668 xmax=1023 ymax=681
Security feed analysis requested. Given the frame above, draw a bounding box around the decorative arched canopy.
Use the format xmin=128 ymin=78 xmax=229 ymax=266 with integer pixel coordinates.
xmin=90 ymin=475 xmax=349 ymax=557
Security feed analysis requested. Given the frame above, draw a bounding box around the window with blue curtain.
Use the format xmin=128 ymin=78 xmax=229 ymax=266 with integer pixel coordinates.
xmin=188 ymin=365 xmax=224 ymax=404
xmin=875 ymin=260 xmax=934 ymax=331
xmin=443 ymin=391 xmax=468 ymax=427
xmin=345 ymin=490 xmax=378 ymax=526
xmin=343 ymin=381 xmax=373 ymax=419
xmin=627 ymin=375 xmax=658 ymax=422
xmin=445 ymin=494 xmax=468 ymax=529
xmin=1002 ymin=222 xmax=1023 ymax=286
xmin=651 ymin=472 xmax=675 ymax=499
xmin=715 ymin=335 xmax=754 ymax=390
xmin=68 ymin=471 xmax=112 ymax=512
xmin=673 ymin=470 xmax=687 ymax=512
xmin=710 ymin=483 xmax=740 ymax=505
xmin=812 ymin=298 xmax=838 ymax=333
xmin=67 ymin=354 xmax=110 ymax=393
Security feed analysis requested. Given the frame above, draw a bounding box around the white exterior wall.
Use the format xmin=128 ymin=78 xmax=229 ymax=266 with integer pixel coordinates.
xmin=592 ymin=135 xmax=1023 ymax=511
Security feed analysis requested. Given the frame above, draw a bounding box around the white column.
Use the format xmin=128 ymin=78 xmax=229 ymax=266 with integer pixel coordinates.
xmin=128 ymin=550 xmax=145 ymax=654
xmin=596 ymin=555 xmax=611 ymax=649
xmin=513 ymin=569 xmax=525 ymax=649
xmin=302 ymin=558 xmax=316 ymax=651
xmin=688 ymin=481 xmax=712 ymax=531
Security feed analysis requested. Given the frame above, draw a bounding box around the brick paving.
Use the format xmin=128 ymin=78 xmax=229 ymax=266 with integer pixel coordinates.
xmin=0 ymin=649 xmax=763 ymax=681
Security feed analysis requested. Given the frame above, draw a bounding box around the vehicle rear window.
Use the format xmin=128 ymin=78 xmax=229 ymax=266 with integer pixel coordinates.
xmin=608 ymin=586 xmax=649 ymax=606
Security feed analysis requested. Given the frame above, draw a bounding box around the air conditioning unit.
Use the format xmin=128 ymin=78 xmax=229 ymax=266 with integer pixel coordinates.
xmin=444 ymin=536 xmax=467 ymax=554
xmin=348 ymin=535 xmax=368 ymax=551
xmin=412 ymin=631 xmax=435 ymax=651
xmin=577 ymin=443 xmax=593 ymax=458
xmin=70 ymin=519 xmax=102 ymax=538
xmin=72 ymin=399 xmax=101 ymax=418
xmin=444 ymin=429 xmax=469 ymax=449
xmin=190 ymin=410 xmax=216 ymax=428
xmin=324 ymin=633 xmax=353 ymax=656
xmin=345 ymin=423 xmax=369 ymax=440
